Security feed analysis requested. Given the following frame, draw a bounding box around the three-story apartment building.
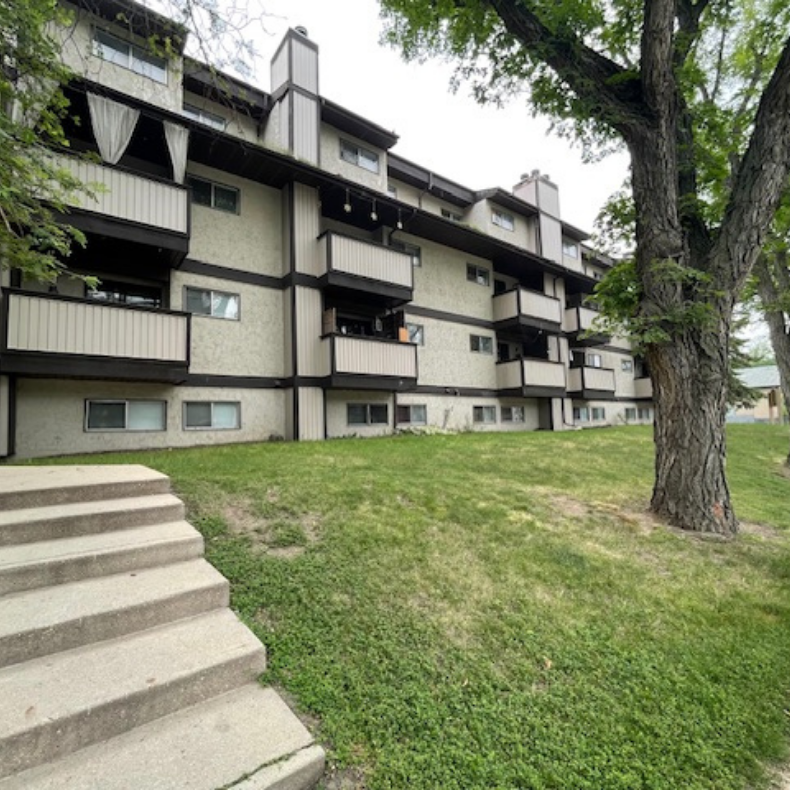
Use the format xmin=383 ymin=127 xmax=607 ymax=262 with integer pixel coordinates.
xmin=0 ymin=0 xmax=654 ymax=458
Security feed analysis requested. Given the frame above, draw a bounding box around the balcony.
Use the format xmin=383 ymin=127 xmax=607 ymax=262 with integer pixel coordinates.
xmin=497 ymin=358 xmax=566 ymax=397
xmin=567 ymin=366 xmax=616 ymax=399
xmin=318 ymin=232 xmax=414 ymax=305
xmin=634 ymin=376 xmax=653 ymax=399
xmin=493 ymin=288 xmax=562 ymax=332
xmin=564 ymin=296 xmax=610 ymax=345
xmin=1 ymin=291 xmax=190 ymax=383
xmin=53 ymin=155 xmax=190 ymax=261
xmin=324 ymin=334 xmax=418 ymax=390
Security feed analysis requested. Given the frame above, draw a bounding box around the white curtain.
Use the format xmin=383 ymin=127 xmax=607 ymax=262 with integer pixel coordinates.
xmin=163 ymin=121 xmax=189 ymax=183
xmin=87 ymin=93 xmax=140 ymax=164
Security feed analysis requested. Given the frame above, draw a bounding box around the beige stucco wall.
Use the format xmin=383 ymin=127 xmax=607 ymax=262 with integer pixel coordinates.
xmin=186 ymin=163 xmax=283 ymax=277
xmin=386 ymin=179 xmax=422 ymax=207
xmin=411 ymin=240 xmax=493 ymax=319
xmin=319 ymin=125 xmax=387 ymax=192
xmin=465 ymin=200 xmax=533 ymax=249
xmin=325 ymin=390 xmax=393 ymax=438
xmin=408 ymin=316 xmax=497 ymax=389
xmin=56 ymin=8 xmax=182 ymax=113
xmin=171 ymin=272 xmax=285 ymax=377
xmin=395 ymin=394 xmax=540 ymax=432
xmin=572 ymin=399 xmax=653 ymax=428
xmin=13 ymin=379 xmax=286 ymax=458
xmin=182 ymin=90 xmax=260 ymax=145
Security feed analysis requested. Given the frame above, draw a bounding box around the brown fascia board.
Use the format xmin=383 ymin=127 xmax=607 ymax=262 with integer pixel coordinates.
xmin=387 ymin=153 xmax=475 ymax=208
xmin=72 ymin=0 xmax=188 ymax=53
xmin=321 ymin=99 xmax=399 ymax=151
xmin=561 ymin=221 xmax=590 ymax=242
xmin=474 ymin=188 xmax=539 ymax=219
xmin=182 ymin=60 xmax=271 ymax=121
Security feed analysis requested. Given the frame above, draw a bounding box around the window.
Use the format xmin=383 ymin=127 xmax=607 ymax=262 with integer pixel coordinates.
xmin=441 ymin=208 xmax=463 ymax=222
xmin=406 ymin=323 xmax=424 ymax=345
xmin=466 ymin=264 xmax=490 ymax=286
xmin=93 ymin=30 xmax=167 ymax=84
xmin=390 ymin=239 xmax=421 ymax=267
xmin=473 ymin=405 xmax=497 ymax=424
xmin=185 ymin=287 xmax=240 ymax=320
xmin=638 ymin=407 xmax=653 ymax=421
xmin=501 ymin=406 xmax=525 ymax=423
xmin=396 ymin=404 xmax=427 ymax=425
xmin=347 ymin=403 xmax=389 ymax=425
xmin=562 ymin=240 xmax=579 ymax=258
xmin=470 ymin=335 xmax=493 ymax=354
xmin=87 ymin=280 xmax=162 ymax=308
xmin=621 ymin=359 xmax=634 ymax=373
xmin=573 ymin=407 xmax=590 ymax=423
xmin=492 ymin=210 xmax=515 ymax=231
xmin=183 ymin=103 xmax=226 ymax=131
xmin=586 ymin=353 xmax=603 ymax=368
xmin=184 ymin=401 xmax=240 ymax=430
xmin=187 ymin=176 xmax=239 ymax=213
xmin=387 ymin=183 xmax=398 ymax=198
xmin=591 ymin=407 xmax=606 ymax=420
xmin=85 ymin=400 xmax=166 ymax=431
xmin=625 ymin=407 xmax=637 ymax=421
xmin=339 ymin=139 xmax=379 ymax=173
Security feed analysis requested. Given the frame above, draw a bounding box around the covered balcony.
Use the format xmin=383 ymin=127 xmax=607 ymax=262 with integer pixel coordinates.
xmin=634 ymin=376 xmax=653 ymax=399
xmin=567 ymin=366 xmax=616 ymax=399
xmin=493 ymin=288 xmax=562 ymax=333
xmin=497 ymin=357 xmax=566 ymax=397
xmin=1 ymin=291 xmax=190 ymax=383
xmin=318 ymin=232 xmax=414 ymax=306
xmin=564 ymin=294 xmax=610 ymax=345
xmin=323 ymin=334 xmax=418 ymax=390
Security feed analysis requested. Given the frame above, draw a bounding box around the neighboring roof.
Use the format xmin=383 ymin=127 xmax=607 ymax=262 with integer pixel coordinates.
xmin=737 ymin=365 xmax=781 ymax=389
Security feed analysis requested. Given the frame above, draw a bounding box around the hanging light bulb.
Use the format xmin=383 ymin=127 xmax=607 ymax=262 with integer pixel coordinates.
xmin=343 ymin=189 xmax=352 ymax=213
xmin=396 ymin=208 xmax=403 ymax=230
xmin=370 ymin=199 xmax=378 ymax=222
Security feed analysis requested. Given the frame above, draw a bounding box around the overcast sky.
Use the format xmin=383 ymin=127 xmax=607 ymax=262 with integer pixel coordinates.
xmin=227 ymin=0 xmax=630 ymax=234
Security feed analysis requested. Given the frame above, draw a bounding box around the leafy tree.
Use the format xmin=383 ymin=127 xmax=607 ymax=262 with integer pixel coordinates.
xmin=380 ymin=0 xmax=790 ymax=535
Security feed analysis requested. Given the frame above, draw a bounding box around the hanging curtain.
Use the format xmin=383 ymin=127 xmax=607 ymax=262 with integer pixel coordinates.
xmin=87 ymin=92 xmax=140 ymax=164
xmin=163 ymin=121 xmax=189 ymax=183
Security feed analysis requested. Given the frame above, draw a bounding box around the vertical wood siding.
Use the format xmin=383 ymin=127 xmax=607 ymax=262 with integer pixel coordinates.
xmin=333 ymin=336 xmax=417 ymax=378
xmin=328 ymin=235 xmax=413 ymax=288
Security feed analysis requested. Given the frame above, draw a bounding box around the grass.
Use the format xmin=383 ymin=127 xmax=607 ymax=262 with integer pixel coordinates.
xmin=30 ymin=424 xmax=790 ymax=789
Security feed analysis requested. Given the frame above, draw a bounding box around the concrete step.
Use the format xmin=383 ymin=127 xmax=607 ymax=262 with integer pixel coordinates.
xmin=0 ymin=465 xmax=171 ymax=511
xmin=0 ymin=521 xmax=203 ymax=596
xmin=0 ymin=685 xmax=324 ymax=790
xmin=0 ymin=609 xmax=267 ymax=779
xmin=0 ymin=494 xmax=186 ymax=547
xmin=0 ymin=560 xmax=229 ymax=669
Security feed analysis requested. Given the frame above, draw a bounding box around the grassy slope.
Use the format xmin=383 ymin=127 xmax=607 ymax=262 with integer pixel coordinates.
xmin=32 ymin=425 xmax=790 ymax=789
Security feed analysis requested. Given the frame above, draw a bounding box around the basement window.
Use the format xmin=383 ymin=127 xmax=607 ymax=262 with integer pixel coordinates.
xmin=347 ymin=403 xmax=388 ymax=425
xmin=184 ymin=402 xmax=240 ymax=430
xmin=473 ymin=406 xmax=497 ymax=424
xmin=396 ymin=404 xmax=427 ymax=425
xmin=501 ymin=406 xmax=525 ymax=423
xmin=85 ymin=400 xmax=166 ymax=431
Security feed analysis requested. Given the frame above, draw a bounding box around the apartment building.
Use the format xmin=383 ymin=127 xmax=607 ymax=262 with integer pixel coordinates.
xmin=0 ymin=0 xmax=654 ymax=458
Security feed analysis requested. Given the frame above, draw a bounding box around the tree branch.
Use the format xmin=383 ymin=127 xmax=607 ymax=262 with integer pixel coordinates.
xmin=712 ymin=34 xmax=790 ymax=292
xmin=485 ymin=0 xmax=651 ymax=137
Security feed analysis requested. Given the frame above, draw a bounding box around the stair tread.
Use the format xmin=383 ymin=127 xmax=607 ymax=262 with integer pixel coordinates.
xmin=0 ymin=521 xmax=199 ymax=571
xmin=0 ymin=494 xmax=184 ymax=529
xmin=0 ymin=609 xmax=265 ymax=743
xmin=0 ymin=685 xmax=321 ymax=790
xmin=0 ymin=559 xmax=227 ymax=643
xmin=0 ymin=465 xmax=168 ymax=495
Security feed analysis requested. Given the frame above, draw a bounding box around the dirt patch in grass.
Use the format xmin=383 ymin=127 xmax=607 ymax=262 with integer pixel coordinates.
xmin=221 ymin=497 xmax=322 ymax=558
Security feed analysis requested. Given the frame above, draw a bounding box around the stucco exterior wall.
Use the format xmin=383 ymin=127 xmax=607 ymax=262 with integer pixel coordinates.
xmin=182 ymin=90 xmax=260 ymax=144
xmin=13 ymin=379 xmax=286 ymax=458
xmin=465 ymin=200 xmax=533 ymax=249
xmin=319 ymin=125 xmax=387 ymax=192
xmin=386 ymin=179 xmax=422 ymax=207
xmin=186 ymin=163 xmax=283 ymax=277
xmin=170 ymin=272 xmax=285 ymax=377
xmin=326 ymin=390 xmax=393 ymax=438
xmin=55 ymin=9 xmax=182 ymax=113
xmin=411 ymin=241 xmax=493 ymax=319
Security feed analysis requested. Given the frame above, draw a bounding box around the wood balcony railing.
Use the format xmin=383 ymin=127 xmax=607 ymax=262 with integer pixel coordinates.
xmin=493 ymin=288 xmax=562 ymax=331
xmin=324 ymin=334 xmax=418 ymax=389
xmin=567 ymin=366 xmax=616 ymax=397
xmin=497 ymin=357 xmax=566 ymax=396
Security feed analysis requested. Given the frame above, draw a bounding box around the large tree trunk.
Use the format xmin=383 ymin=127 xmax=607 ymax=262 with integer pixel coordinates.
xmin=647 ymin=323 xmax=736 ymax=534
xmin=755 ymin=254 xmax=790 ymax=465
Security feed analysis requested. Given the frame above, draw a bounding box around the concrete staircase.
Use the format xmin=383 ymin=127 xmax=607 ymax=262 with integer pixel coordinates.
xmin=0 ymin=465 xmax=324 ymax=790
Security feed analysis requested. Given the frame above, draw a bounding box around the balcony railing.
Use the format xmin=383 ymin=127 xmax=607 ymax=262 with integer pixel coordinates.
xmin=634 ymin=377 xmax=653 ymax=399
xmin=1 ymin=291 xmax=190 ymax=382
xmin=493 ymin=288 xmax=562 ymax=330
xmin=563 ymin=305 xmax=610 ymax=345
xmin=325 ymin=334 xmax=417 ymax=388
xmin=497 ymin=358 xmax=566 ymax=395
xmin=54 ymin=155 xmax=189 ymax=236
xmin=567 ymin=366 xmax=616 ymax=396
xmin=319 ymin=232 xmax=414 ymax=303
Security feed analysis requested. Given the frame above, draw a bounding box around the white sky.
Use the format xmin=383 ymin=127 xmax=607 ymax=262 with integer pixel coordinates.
xmin=232 ymin=0 xmax=630 ymax=233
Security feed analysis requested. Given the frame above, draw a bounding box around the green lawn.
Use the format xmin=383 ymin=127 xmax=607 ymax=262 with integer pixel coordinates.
xmin=32 ymin=425 xmax=790 ymax=789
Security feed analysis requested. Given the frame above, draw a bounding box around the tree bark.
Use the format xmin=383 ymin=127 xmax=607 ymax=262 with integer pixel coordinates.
xmin=755 ymin=254 xmax=790 ymax=464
